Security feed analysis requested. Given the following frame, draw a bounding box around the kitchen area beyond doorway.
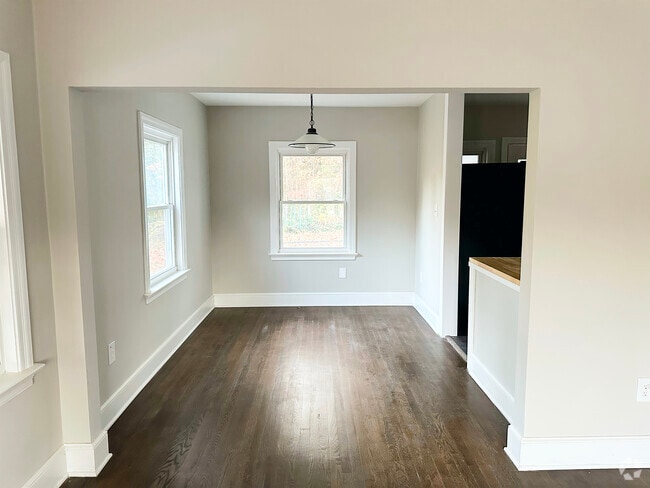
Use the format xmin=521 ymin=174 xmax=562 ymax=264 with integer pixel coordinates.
xmin=448 ymin=93 xmax=529 ymax=357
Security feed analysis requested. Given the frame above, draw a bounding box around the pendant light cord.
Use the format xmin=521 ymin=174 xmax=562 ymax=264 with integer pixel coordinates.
xmin=309 ymin=94 xmax=315 ymax=129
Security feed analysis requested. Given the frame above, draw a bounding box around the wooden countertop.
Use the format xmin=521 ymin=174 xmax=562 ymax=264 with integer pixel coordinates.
xmin=469 ymin=257 xmax=521 ymax=286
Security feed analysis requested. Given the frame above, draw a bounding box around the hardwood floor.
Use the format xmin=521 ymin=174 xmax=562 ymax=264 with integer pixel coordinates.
xmin=65 ymin=307 xmax=647 ymax=487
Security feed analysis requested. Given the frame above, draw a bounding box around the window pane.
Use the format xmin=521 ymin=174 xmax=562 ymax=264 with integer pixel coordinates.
xmin=462 ymin=154 xmax=480 ymax=164
xmin=282 ymin=155 xmax=344 ymax=201
xmin=147 ymin=207 xmax=175 ymax=276
xmin=281 ymin=203 xmax=344 ymax=248
xmin=144 ymin=139 xmax=168 ymax=206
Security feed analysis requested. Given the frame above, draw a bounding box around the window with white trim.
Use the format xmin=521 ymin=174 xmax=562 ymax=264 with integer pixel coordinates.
xmin=0 ymin=50 xmax=42 ymax=407
xmin=268 ymin=141 xmax=357 ymax=260
xmin=138 ymin=112 xmax=188 ymax=303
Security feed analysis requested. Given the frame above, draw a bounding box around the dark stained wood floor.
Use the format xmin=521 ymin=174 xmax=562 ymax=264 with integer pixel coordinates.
xmin=65 ymin=307 xmax=648 ymax=487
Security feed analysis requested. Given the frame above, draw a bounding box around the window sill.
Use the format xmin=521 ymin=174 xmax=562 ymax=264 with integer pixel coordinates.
xmin=0 ymin=363 xmax=45 ymax=408
xmin=145 ymin=268 xmax=190 ymax=304
xmin=269 ymin=252 xmax=359 ymax=261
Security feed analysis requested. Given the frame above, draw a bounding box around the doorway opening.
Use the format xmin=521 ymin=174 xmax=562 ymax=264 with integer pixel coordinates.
xmin=449 ymin=93 xmax=529 ymax=356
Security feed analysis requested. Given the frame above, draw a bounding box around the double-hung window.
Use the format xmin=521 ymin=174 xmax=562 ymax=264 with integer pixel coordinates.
xmin=268 ymin=141 xmax=357 ymax=260
xmin=0 ymin=50 xmax=42 ymax=407
xmin=138 ymin=112 xmax=188 ymax=303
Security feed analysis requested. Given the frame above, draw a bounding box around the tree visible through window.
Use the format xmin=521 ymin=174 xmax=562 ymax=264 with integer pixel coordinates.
xmin=281 ymin=155 xmax=345 ymax=248
xmin=144 ymin=138 xmax=175 ymax=275
xmin=268 ymin=141 xmax=357 ymax=260
xmin=138 ymin=112 xmax=187 ymax=302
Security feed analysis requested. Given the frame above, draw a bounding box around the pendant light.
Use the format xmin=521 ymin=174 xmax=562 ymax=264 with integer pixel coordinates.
xmin=289 ymin=94 xmax=335 ymax=154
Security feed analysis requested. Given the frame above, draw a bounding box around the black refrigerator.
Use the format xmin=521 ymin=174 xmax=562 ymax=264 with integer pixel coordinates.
xmin=456 ymin=162 xmax=526 ymax=336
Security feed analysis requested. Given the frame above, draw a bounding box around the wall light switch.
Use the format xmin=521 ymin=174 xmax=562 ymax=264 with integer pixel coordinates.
xmin=339 ymin=267 xmax=347 ymax=279
xmin=108 ymin=341 xmax=116 ymax=365
xmin=434 ymin=203 xmax=439 ymax=217
xmin=638 ymin=378 xmax=650 ymax=402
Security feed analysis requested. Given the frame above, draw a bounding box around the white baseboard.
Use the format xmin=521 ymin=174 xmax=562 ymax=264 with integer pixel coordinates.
xmin=505 ymin=425 xmax=523 ymax=468
xmin=412 ymin=294 xmax=441 ymax=336
xmin=65 ymin=430 xmax=111 ymax=477
xmin=100 ymin=296 xmax=214 ymax=430
xmin=213 ymin=292 xmax=413 ymax=308
xmin=467 ymin=354 xmax=514 ymax=423
xmin=21 ymin=447 xmax=67 ymax=488
xmin=506 ymin=425 xmax=650 ymax=471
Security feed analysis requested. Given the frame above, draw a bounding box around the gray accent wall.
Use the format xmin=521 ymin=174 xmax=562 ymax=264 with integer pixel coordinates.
xmin=78 ymin=91 xmax=213 ymax=404
xmin=208 ymin=106 xmax=419 ymax=295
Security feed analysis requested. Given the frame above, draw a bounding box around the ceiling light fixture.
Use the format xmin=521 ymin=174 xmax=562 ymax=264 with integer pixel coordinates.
xmin=289 ymin=94 xmax=335 ymax=154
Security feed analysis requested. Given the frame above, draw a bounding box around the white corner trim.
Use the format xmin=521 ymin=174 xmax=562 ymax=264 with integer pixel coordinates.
xmin=412 ymin=294 xmax=441 ymax=336
xmin=64 ymin=430 xmax=112 ymax=477
xmin=100 ymin=296 xmax=214 ymax=430
xmin=505 ymin=425 xmax=523 ymax=468
xmin=505 ymin=426 xmax=650 ymax=471
xmin=467 ymin=354 xmax=514 ymax=423
xmin=0 ymin=363 xmax=44 ymax=408
xmin=21 ymin=446 xmax=67 ymax=488
xmin=213 ymin=292 xmax=413 ymax=308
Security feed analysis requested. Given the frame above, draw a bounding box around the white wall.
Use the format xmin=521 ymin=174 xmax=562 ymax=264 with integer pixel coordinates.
xmin=209 ymin=106 xmax=418 ymax=295
xmin=470 ymin=271 xmax=519 ymax=403
xmin=0 ymin=1 xmax=63 ymax=487
xmin=77 ymin=90 xmax=212 ymax=405
xmin=28 ymin=0 xmax=650 ymax=469
xmin=414 ymin=95 xmax=447 ymax=331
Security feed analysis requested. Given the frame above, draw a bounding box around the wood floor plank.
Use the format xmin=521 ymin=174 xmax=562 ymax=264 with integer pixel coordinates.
xmin=64 ymin=306 xmax=649 ymax=487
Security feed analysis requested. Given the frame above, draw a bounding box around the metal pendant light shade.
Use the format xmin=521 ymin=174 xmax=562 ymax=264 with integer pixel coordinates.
xmin=289 ymin=94 xmax=335 ymax=154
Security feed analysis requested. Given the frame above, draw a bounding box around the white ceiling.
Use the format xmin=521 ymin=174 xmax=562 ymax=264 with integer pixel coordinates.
xmin=191 ymin=93 xmax=434 ymax=108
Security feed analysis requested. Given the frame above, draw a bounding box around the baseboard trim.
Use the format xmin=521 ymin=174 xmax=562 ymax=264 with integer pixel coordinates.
xmin=412 ymin=294 xmax=441 ymax=336
xmin=21 ymin=447 xmax=67 ymax=488
xmin=100 ymin=296 xmax=214 ymax=430
xmin=65 ymin=430 xmax=111 ymax=477
xmin=213 ymin=292 xmax=414 ymax=308
xmin=467 ymin=354 xmax=514 ymax=423
xmin=505 ymin=426 xmax=650 ymax=471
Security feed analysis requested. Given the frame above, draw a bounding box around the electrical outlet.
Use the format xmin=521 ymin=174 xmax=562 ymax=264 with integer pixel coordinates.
xmin=637 ymin=378 xmax=650 ymax=402
xmin=339 ymin=267 xmax=347 ymax=279
xmin=108 ymin=341 xmax=116 ymax=365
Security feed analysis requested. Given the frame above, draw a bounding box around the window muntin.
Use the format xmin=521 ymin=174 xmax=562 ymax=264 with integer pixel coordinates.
xmin=268 ymin=142 xmax=357 ymax=260
xmin=138 ymin=112 xmax=187 ymax=301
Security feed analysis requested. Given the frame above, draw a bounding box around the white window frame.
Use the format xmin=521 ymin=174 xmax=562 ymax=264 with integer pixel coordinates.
xmin=0 ymin=50 xmax=43 ymax=407
xmin=138 ymin=112 xmax=189 ymax=303
xmin=268 ymin=141 xmax=357 ymax=261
